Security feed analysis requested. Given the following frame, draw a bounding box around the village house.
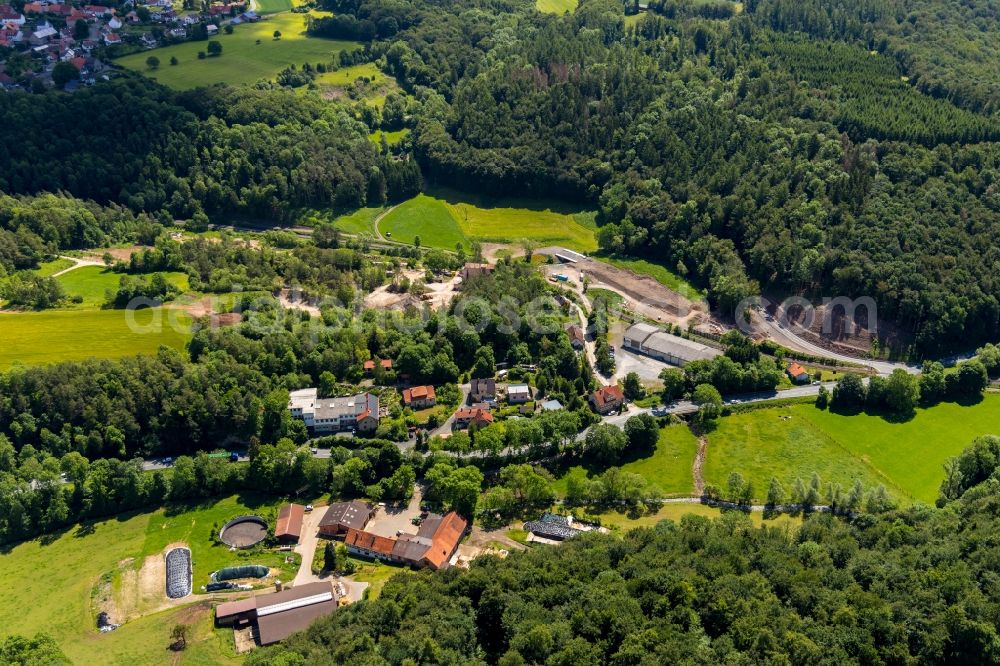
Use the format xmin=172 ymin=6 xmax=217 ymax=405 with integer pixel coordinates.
xmin=402 ymin=385 xmax=436 ymax=409
xmin=363 ymin=358 xmax=393 ymax=376
xmin=565 ymin=323 xmax=585 ymax=350
xmin=469 ymin=377 xmax=496 ymax=402
xmin=786 ymin=362 xmax=810 ymax=384
xmin=453 ymin=406 xmax=493 ymax=429
xmin=506 ymin=383 xmax=532 ymax=404
xmin=0 ymin=5 xmax=25 ymax=25
xmin=590 ymin=384 xmax=624 ymax=415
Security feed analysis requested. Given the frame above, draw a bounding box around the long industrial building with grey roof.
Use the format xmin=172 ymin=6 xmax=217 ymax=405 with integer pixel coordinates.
xmin=622 ymin=323 xmax=721 ymax=366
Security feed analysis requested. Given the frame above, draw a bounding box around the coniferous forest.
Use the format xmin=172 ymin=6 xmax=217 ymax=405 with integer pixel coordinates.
xmin=1 ymin=0 xmax=998 ymax=354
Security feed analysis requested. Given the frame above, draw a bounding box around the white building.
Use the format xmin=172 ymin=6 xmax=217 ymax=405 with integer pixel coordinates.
xmin=288 ymin=388 xmax=379 ymax=433
xmin=506 ymin=384 xmax=532 ymax=404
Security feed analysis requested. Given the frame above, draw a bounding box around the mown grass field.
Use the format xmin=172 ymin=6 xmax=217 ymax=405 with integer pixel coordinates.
xmin=551 ymin=424 xmax=699 ymax=498
xmin=255 ymin=0 xmax=293 ymax=13
xmin=704 ymin=395 xmax=1000 ymax=504
xmin=0 ymin=308 xmax=192 ymax=368
xmin=0 ymin=495 xmax=305 ymax=665
xmin=117 ymin=12 xmax=360 ymax=89
xmin=378 ymin=192 xmax=598 ymax=252
xmin=536 ymin=0 xmax=577 ymax=13
xmin=56 ymin=266 xmax=189 ymax=308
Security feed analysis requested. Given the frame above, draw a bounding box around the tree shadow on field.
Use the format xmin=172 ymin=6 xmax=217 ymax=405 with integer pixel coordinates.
xmin=426 ymin=185 xmax=588 ymax=217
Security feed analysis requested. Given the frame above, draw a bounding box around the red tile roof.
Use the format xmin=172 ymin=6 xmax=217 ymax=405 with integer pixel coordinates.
xmin=591 ymin=384 xmax=624 ymax=410
xmin=345 ymin=528 xmax=396 ymax=557
xmin=402 ymin=385 xmax=435 ymax=405
xmin=421 ymin=512 xmax=467 ymax=569
xmin=275 ymin=503 xmax=304 ymax=540
xmin=787 ymin=362 xmax=808 ymax=377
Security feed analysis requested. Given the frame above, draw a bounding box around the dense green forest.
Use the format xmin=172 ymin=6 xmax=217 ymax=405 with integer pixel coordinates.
xmin=1 ymin=0 xmax=997 ymax=353
xmin=246 ymin=435 xmax=1000 ymax=665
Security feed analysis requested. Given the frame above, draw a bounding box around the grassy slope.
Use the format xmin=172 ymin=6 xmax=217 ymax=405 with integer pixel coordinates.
xmin=552 ymin=424 xmax=699 ymax=498
xmin=599 ymin=254 xmax=706 ymax=300
xmin=378 ymin=192 xmax=598 ymax=252
xmin=116 ymin=12 xmax=360 ymax=89
xmin=369 ymin=128 xmax=410 ymax=145
xmin=705 ymin=396 xmax=1000 ymax=503
xmin=379 ymin=194 xmax=467 ymax=249
xmin=0 ymin=496 xmax=304 ymax=665
xmin=56 ymin=266 xmax=189 ymax=308
xmin=33 ymin=258 xmax=74 ymax=277
xmin=0 ymin=308 xmax=191 ymax=368
xmin=312 ymin=61 xmax=381 ymax=86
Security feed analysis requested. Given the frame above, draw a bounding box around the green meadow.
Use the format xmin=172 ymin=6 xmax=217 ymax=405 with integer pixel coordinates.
xmin=378 ymin=192 xmax=598 ymax=252
xmin=0 ymin=495 xmax=302 ymax=665
xmin=536 ymin=0 xmax=577 ymax=13
xmin=56 ymin=266 xmax=189 ymax=308
xmin=704 ymin=395 xmax=1000 ymax=504
xmin=33 ymin=257 xmax=74 ymax=277
xmin=551 ymin=424 xmax=700 ymax=498
xmin=0 ymin=308 xmax=192 ymax=368
xmin=116 ymin=12 xmax=360 ymax=89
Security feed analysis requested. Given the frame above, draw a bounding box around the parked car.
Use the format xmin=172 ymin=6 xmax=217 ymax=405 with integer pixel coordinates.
xmin=229 ymin=451 xmax=239 ymax=462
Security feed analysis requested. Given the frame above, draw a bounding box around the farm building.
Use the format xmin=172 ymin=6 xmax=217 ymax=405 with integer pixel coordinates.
xmin=344 ymin=511 xmax=468 ymax=570
xmin=470 ymin=377 xmax=496 ymax=402
xmin=402 ymin=385 xmax=436 ymax=409
xmin=215 ymin=581 xmax=339 ymax=646
xmin=590 ymin=385 xmax=624 ymax=415
xmin=786 ymin=362 xmax=810 ymax=383
xmin=288 ymin=389 xmax=379 ymax=434
xmin=274 ymin=503 xmax=304 ymax=543
xmin=506 ymin=384 xmax=532 ymax=404
xmin=622 ymin=323 xmax=721 ymax=366
xmin=318 ymin=500 xmax=374 ymax=537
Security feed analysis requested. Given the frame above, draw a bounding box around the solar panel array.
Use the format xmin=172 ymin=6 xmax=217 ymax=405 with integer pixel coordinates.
xmin=165 ymin=547 xmax=192 ymax=599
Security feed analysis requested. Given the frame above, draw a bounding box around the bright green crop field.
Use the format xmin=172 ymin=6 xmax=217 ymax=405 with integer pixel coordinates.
xmin=0 ymin=308 xmax=192 ymax=368
xmin=378 ymin=192 xmax=598 ymax=252
xmin=116 ymin=12 xmax=360 ymax=89
xmin=704 ymin=395 xmax=1000 ymax=504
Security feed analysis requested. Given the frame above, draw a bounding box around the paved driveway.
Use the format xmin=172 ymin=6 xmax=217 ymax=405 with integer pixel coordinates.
xmin=365 ymin=485 xmax=423 ymax=538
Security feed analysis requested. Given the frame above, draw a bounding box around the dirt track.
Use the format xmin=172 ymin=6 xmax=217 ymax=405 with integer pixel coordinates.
xmin=536 ymin=247 xmax=717 ymax=331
